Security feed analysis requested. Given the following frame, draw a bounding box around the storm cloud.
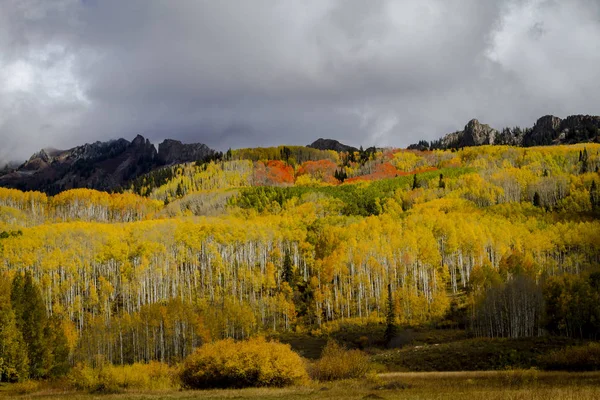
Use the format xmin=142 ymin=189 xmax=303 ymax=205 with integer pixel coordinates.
xmin=1 ymin=0 xmax=599 ymax=163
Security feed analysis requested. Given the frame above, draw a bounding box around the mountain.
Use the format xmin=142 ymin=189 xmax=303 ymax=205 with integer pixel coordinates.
xmin=411 ymin=114 xmax=600 ymax=150
xmin=157 ymin=139 xmax=214 ymax=165
xmin=308 ymin=138 xmax=358 ymax=153
xmin=0 ymin=135 xmax=215 ymax=194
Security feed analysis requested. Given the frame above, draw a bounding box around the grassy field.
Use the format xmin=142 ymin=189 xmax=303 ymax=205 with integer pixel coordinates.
xmin=371 ymin=336 xmax=585 ymax=371
xmin=2 ymin=371 xmax=600 ymax=400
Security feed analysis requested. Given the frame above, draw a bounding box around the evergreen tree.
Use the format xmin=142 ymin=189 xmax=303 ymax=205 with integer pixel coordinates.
xmin=45 ymin=316 xmax=70 ymax=377
xmin=281 ymin=250 xmax=296 ymax=287
xmin=176 ymin=181 xmax=184 ymax=198
xmin=412 ymin=174 xmax=419 ymax=190
xmin=591 ymin=180 xmax=599 ymax=209
xmin=384 ymin=284 xmax=397 ymax=346
xmin=0 ymin=275 xmax=28 ymax=382
xmin=533 ymin=191 xmax=541 ymax=208
xmin=580 ymin=148 xmax=589 ymax=174
xmin=12 ymin=272 xmax=50 ymax=378
xmin=438 ymin=173 xmax=446 ymax=189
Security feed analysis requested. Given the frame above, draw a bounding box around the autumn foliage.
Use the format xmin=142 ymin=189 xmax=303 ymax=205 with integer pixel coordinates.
xmin=0 ymin=143 xmax=599 ymax=379
xmin=179 ymin=337 xmax=308 ymax=389
xmin=309 ymin=341 xmax=371 ymax=381
xmin=254 ymin=160 xmax=295 ymax=186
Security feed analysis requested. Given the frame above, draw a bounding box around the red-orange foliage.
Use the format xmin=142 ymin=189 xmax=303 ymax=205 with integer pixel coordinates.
xmin=346 ymin=162 xmax=406 ymax=183
xmin=254 ymin=160 xmax=294 ymax=186
xmin=412 ymin=166 xmax=437 ymax=174
xmin=297 ymin=160 xmax=338 ymax=184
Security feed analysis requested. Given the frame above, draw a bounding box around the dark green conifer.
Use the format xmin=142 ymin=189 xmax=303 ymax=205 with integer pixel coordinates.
xmin=12 ymin=272 xmax=50 ymax=378
xmin=533 ymin=191 xmax=541 ymax=207
xmin=384 ymin=284 xmax=397 ymax=346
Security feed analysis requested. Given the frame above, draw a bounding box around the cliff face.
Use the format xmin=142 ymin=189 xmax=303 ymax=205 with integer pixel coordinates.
xmin=423 ymin=114 xmax=600 ymax=150
xmin=0 ymin=136 xmax=215 ymax=194
xmin=158 ymin=139 xmax=214 ymax=165
xmin=460 ymin=119 xmax=498 ymax=147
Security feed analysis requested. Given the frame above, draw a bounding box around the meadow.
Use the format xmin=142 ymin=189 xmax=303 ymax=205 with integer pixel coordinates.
xmin=2 ymin=371 xmax=600 ymax=400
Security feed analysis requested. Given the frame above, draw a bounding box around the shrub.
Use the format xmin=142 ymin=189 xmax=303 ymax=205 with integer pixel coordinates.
xmin=69 ymin=362 xmax=177 ymax=393
xmin=309 ymin=341 xmax=372 ymax=381
xmin=538 ymin=343 xmax=600 ymax=371
xmin=500 ymin=368 xmax=539 ymax=387
xmin=179 ymin=337 xmax=308 ymax=389
xmin=5 ymin=380 xmax=40 ymax=395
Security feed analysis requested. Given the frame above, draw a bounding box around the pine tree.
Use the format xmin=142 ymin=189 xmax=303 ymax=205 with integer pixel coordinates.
xmin=176 ymin=181 xmax=184 ymax=198
xmin=12 ymin=272 xmax=50 ymax=378
xmin=384 ymin=284 xmax=397 ymax=346
xmin=580 ymin=148 xmax=589 ymax=174
xmin=438 ymin=173 xmax=446 ymax=189
xmin=412 ymin=174 xmax=419 ymax=190
xmin=45 ymin=316 xmax=70 ymax=377
xmin=591 ymin=180 xmax=599 ymax=209
xmin=533 ymin=191 xmax=541 ymax=208
xmin=281 ymin=250 xmax=295 ymax=287
xmin=0 ymin=275 xmax=28 ymax=382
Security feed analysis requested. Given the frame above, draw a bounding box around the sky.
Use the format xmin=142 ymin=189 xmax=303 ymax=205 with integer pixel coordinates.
xmin=1 ymin=0 xmax=599 ymax=163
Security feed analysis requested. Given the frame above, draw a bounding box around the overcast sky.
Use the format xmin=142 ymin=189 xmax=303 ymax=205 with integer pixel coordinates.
xmin=1 ymin=0 xmax=599 ymax=163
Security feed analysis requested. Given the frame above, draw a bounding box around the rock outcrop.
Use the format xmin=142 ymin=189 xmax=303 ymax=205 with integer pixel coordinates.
xmin=419 ymin=114 xmax=600 ymax=150
xmin=521 ymin=115 xmax=562 ymax=146
xmin=0 ymin=135 xmax=216 ymax=194
xmin=460 ymin=119 xmax=498 ymax=147
xmin=308 ymin=138 xmax=358 ymax=153
xmin=158 ymin=139 xmax=214 ymax=165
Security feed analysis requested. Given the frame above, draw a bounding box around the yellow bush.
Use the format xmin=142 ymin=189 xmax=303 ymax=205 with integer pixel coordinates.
xmin=5 ymin=380 xmax=40 ymax=395
xmin=309 ymin=341 xmax=372 ymax=381
xmin=179 ymin=337 xmax=308 ymax=389
xmin=69 ymin=362 xmax=177 ymax=393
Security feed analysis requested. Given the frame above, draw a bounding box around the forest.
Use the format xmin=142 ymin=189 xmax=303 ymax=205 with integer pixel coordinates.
xmin=0 ymin=143 xmax=599 ymax=384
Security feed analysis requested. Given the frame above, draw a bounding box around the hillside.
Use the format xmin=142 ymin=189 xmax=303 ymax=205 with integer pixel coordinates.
xmin=1 ymin=141 xmax=599 ymax=372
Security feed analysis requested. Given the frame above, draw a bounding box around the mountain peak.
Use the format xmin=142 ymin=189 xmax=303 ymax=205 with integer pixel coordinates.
xmin=308 ymin=138 xmax=358 ymax=153
xmin=131 ymin=134 xmax=147 ymax=147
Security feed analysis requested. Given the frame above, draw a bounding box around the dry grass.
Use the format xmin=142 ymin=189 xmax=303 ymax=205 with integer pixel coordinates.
xmin=1 ymin=371 xmax=600 ymax=399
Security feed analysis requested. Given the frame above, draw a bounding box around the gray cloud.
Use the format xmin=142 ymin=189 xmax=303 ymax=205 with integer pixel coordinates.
xmin=1 ymin=0 xmax=599 ymax=163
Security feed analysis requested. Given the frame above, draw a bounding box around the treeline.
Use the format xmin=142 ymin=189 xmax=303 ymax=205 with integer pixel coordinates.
xmin=231 ymin=146 xmax=338 ymax=165
xmin=0 ymin=187 xmax=162 ymax=226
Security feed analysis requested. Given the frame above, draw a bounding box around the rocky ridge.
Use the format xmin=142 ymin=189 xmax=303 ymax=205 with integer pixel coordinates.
xmin=412 ymin=114 xmax=600 ymax=150
xmin=0 ymin=135 xmax=215 ymax=194
xmin=308 ymin=138 xmax=358 ymax=153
